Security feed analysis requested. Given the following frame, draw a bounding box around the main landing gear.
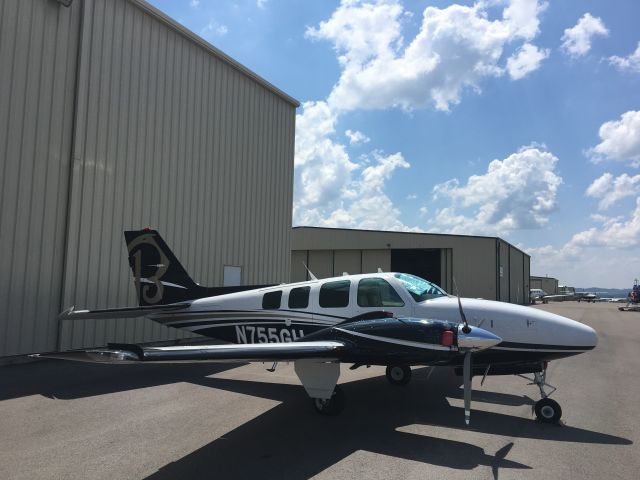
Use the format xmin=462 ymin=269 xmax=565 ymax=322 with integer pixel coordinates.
xmin=313 ymin=385 xmax=345 ymax=415
xmin=386 ymin=364 xmax=412 ymax=385
xmin=518 ymin=366 xmax=562 ymax=424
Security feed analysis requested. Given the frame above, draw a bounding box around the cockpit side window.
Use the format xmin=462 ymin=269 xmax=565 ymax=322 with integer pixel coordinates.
xmin=394 ymin=273 xmax=447 ymax=302
xmin=319 ymin=280 xmax=350 ymax=308
xmin=357 ymin=278 xmax=405 ymax=307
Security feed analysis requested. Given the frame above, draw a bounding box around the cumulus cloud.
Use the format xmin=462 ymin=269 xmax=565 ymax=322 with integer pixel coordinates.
xmin=257 ymin=0 xmax=268 ymax=9
xmin=569 ymin=198 xmax=640 ymax=249
xmin=524 ymin=241 xmax=640 ymax=288
xmin=294 ymin=101 xmax=356 ymax=208
xmin=609 ymin=41 xmax=640 ymax=73
xmin=587 ymin=110 xmax=640 ymax=166
xmin=293 ymin=102 xmax=418 ymax=231
xmin=586 ymin=172 xmax=640 ymax=210
xmin=201 ymin=19 xmax=228 ymax=38
xmin=345 ymin=129 xmax=370 ymax=146
xmin=560 ymin=13 xmax=608 ymax=58
xmin=293 ymin=1 xmax=551 ymax=232
xmin=507 ymin=43 xmax=550 ymax=80
xmin=305 ymin=0 xmax=548 ymax=112
xmin=430 ymin=147 xmax=562 ymax=234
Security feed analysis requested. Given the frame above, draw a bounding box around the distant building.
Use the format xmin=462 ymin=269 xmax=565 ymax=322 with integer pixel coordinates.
xmin=291 ymin=227 xmax=531 ymax=305
xmin=558 ymin=286 xmax=575 ymax=296
xmin=530 ymin=276 xmax=559 ymax=295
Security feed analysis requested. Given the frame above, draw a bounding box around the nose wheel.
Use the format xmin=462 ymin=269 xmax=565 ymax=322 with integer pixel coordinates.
xmin=518 ymin=367 xmax=562 ymax=424
xmin=386 ymin=365 xmax=412 ymax=385
xmin=535 ymin=397 xmax=562 ymax=423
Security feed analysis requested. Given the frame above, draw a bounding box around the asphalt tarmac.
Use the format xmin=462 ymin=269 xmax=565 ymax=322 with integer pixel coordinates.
xmin=1 ymin=302 xmax=638 ymax=479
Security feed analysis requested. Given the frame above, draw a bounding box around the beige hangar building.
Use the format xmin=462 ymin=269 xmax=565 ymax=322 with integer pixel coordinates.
xmin=291 ymin=227 xmax=531 ymax=305
xmin=1 ymin=0 xmax=534 ymax=359
xmin=0 ymin=0 xmax=298 ymax=357
xmin=530 ymin=276 xmax=559 ymax=295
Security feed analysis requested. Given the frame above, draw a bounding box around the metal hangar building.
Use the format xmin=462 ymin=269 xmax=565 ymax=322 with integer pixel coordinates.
xmin=291 ymin=227 xmax=531 ymax=305
xmin=530 ymin=276 xmax=559 ymax=295
xmin=0 ymin=0 xmax=298 ymax=357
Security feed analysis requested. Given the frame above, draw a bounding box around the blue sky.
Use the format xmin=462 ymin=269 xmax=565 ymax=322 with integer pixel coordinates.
xmin=148 ymin=1 xmax=640 ymax=288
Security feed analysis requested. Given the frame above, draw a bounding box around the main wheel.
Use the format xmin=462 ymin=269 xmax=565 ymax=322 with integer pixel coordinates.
xmin=386 ymin=365 xmax=412 ymax=386
xmin=313 ymin=385 xmax=345 ymax=415
xmin=534 ymin=397 xmax=562 ymax=424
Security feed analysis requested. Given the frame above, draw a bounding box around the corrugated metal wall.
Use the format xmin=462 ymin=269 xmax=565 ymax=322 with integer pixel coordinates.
xmin=292 ymin=228 xmax=529 ymax=304
xmin=1 ymin=0 xmax=297 ymax=356
xmin=0 ymin=0 xmax=81 ymax=356
xmin=509 ymin=245 xmax=525 ymax=304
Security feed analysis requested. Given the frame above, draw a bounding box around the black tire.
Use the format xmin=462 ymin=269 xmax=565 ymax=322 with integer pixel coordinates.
xmin=386 ymin=365 xmax=412 ymax=386
xmin=313 ymin=385 xmax=345 ymax=415
xmin=534 ymin=398 xmax=562 ymax=424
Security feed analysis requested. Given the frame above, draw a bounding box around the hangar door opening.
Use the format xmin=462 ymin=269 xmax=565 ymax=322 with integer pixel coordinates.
xmin=391 ymin=249 xmax=441 ymax=287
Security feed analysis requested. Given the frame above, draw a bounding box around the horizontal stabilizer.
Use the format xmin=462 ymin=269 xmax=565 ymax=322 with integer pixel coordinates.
xmin=32 ymin=341 xmax=346 ymax=364
xmin=58 ymin=303 xmax=191 ymax=320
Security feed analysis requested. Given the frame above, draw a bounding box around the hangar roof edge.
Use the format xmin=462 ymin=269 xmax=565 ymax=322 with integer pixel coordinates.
xmin=132 ymin=0 xmax=300 ymax=108
xmin=292 ymin=226 xmax=530 ymax=258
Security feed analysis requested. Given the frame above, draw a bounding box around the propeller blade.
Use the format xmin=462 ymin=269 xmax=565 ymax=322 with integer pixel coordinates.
xmin=463 ymin=351 xmax=472 ymax=425
xmin=453 ymin=278 xmax=470 ymax=333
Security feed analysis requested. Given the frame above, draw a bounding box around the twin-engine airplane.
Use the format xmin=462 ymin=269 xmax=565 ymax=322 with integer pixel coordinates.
xmin=35 ymin=229 xmax=598 ymax=425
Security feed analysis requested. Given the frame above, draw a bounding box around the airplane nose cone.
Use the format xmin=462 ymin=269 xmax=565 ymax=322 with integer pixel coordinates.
xmin=457 ymin=325 xmax=502 ymax=351
xmin=576 ymin=322 xmax=598 ymax=349
xmin=533 ymin=309 xmax=598 ymax=350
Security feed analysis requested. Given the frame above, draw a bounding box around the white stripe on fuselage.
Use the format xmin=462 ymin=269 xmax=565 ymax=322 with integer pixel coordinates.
xmin=335 ymin=328 xmax=456 ymax=351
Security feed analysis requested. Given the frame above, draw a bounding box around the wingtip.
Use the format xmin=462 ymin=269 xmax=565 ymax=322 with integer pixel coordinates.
xmin=58 ymin=306 xmax=75 ymax=320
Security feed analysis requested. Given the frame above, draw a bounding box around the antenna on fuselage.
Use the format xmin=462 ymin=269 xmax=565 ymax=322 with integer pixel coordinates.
xmin=377 ymin=267 xmax=383 ymax=273
xmin=302 ymin=262 xmax=318 ymax=281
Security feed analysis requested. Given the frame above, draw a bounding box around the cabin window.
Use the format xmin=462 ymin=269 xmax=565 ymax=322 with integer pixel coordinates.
xmin=262 ymin=291 xmax=282 ymax=310
xmin=357 ymin=278 xmax=405 ymax=307
xmin=319 ymin=280 xmax=350 ymax=308
xmin=288 ymin=286 xmax=310 ymax=309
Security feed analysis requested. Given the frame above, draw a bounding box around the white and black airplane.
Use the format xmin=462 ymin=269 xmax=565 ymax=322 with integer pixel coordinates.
xmin=35 ymin=229 xmax=598 ymax=425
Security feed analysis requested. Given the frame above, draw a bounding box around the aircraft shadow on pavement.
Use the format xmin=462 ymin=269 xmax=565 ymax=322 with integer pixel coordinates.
xmin=0 ymin=359 xmax=242 ymax=401
xmin=144 ymin=368 xmax=630 ymax=480
xmin=2 ymin=360 xmax=630 ymax=479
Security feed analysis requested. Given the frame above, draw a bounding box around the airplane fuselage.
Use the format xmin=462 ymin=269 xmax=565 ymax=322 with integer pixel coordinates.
xmin=150 ymin=272 xmax=597 ymax=368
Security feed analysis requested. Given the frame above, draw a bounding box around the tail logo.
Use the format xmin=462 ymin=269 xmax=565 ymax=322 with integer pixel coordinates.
xmin=127 ymin=233 xmax=170 ymax=305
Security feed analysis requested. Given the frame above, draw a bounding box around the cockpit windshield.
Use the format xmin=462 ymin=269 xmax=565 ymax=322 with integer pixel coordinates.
xmin=394 ymin=273 xmax=448 ymax=302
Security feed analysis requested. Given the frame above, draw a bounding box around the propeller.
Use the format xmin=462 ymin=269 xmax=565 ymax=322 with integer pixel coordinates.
xmin=451 ymin=279 xmax=502 ymax=425
xmin=454 ymin=277 xmax=473 ymax=425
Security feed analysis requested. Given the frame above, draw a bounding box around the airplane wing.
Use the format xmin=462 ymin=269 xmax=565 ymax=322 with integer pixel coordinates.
xmin=32 ymin=341 xmax=346 ymax=364
xmin=58 ymin=303 xmax=191 ymax=320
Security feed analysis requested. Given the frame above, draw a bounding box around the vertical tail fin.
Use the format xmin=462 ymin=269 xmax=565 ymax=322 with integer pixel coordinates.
xmin=124 ymin=229 xmax=274 ymax=306
xmin=124 ymin=229 xmax=200 ymax=306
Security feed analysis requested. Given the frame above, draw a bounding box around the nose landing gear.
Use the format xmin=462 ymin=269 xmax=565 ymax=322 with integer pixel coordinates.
xmin=518 ymin=367 xmax=562 ymax=424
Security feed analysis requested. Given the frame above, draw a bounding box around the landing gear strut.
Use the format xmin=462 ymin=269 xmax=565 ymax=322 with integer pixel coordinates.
xmin=313 ymin=385 xmax=345 ymax=415
xmin=386 ymin=365 xmax=411 ymax=385
xmin=519 ymin=366 xmax=562 ymax=423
